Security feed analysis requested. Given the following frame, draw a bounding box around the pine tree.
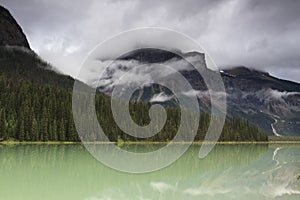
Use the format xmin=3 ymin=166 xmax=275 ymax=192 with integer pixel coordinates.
xmin=59 ymin=119 xmax=65 ymax=141
xmin=0 ymin=109 xmax=7 ymax=140
xmin=31 ymin=118 xmax=38 ymax=141
xmin=67 ymin=115 xmax=76 ymax=141
xmin=52 ymin=120 xmax=58 ymax=141
xmin=19 ymin=120 xmax=25 ymax=141
xmin=40 ymin=106 xmax=48 ymax=141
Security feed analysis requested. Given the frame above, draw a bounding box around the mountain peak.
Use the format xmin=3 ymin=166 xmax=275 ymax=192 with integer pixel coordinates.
xmin=224 ymin=66 xmax=269 ymax=77
xmin=118 ymin=48 xmax=182 ymax=63
xmin=0 ymin=5 xmax=30 ymax=49
xmin=117 ymin=48 xmax=206 ymax=65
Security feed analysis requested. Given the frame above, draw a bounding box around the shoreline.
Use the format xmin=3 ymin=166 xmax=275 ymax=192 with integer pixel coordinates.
xmin=1 ymin=141 xmax=300 ymax=145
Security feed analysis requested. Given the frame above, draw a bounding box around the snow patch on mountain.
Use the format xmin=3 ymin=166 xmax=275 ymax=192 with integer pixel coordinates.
xmin=150 ymin=92 xmax=174 ymax=103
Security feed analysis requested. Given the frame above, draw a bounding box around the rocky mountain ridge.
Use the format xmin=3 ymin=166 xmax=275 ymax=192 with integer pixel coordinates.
xmin=95 ymin=49 xmax=300 ymax=136
xmin=0 ymin=5 xmax=30 ymax=48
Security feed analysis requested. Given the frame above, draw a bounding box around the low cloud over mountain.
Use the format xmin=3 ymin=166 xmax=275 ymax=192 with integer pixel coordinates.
xmin=1 ymin=0 xmax=300 ymax=82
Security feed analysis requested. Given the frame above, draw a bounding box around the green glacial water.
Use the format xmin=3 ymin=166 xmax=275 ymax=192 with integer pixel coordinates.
xmin=0 ymin=144 xmax=299 ymax=200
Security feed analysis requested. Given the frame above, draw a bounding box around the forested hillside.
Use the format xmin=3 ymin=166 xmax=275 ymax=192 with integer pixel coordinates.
xmin=0 ymin=72 xmax=268 ymax=142
xmin=0 ymin=8 xmax=268 ymax=143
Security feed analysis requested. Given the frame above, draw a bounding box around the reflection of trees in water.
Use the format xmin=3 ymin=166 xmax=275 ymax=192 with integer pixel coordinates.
xmin=0 ymin=145 xmax=97 ymax=171
xmin=200 ymin=144 xmax=268 ymax=168
xmin=165 ymin=144 xmax=269 ymax=176
xmin=0 ymin=144 xmax=120 ymax=196
xmin=0 ymin=144 xmax=268 ymax=176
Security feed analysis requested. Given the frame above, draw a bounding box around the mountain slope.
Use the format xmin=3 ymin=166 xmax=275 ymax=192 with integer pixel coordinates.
xmin=94 ymin=49 xmax=300 ymax=136
xmin=0 ymin=46 xmax=75 ymax=88
xmin=0 ymin=5 xmax=268 ymax=142
xmin=221 ymin=67 xmax=300 ymax=136
xmin=0 ymin=5 xmax=30 ymax=48
xmin=0 ymin=5 xmax=74 ymax=88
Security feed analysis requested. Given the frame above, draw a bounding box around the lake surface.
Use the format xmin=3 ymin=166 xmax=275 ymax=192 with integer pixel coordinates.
xmin=0 ymin=144 xmax=299 ymax=200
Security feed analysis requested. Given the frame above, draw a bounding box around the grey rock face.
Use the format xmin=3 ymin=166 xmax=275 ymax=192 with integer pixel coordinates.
xmin=0 ymin=5 xmax=30 ymax=48
xmin=94 ymin=49 xmax=300 ymax=136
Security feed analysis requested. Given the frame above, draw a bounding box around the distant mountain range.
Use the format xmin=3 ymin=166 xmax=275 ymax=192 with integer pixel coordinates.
xmin=1 ymin=5 xmax=299 ymax=137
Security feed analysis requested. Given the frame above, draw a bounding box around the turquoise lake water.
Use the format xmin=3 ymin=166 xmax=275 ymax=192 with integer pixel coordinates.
xmin=0 ymin=144 xmax=299 ymax=200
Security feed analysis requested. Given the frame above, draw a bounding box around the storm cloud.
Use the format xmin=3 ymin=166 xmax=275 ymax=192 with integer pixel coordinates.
xmin=1 ymin=0 xmax=300 ymax=82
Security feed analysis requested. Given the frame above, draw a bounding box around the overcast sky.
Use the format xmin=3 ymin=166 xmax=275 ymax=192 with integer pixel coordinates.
xmin=2 ymin=0 xmax=300 ymax=82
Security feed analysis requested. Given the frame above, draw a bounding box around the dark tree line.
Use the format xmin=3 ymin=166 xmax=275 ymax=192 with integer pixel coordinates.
xmin=0 ymin=74 xmax=268 ymax=142
xmin=94 ymin=97 xmax=268 ymax=142
xmin=0 ymin=74 xmax=77 ymax=141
